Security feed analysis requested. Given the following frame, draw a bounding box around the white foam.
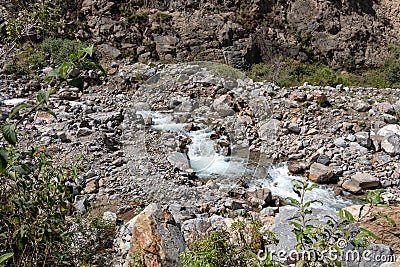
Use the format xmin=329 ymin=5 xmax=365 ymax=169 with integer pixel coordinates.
xmin=259 ymin=163 xmax=355 ymax=210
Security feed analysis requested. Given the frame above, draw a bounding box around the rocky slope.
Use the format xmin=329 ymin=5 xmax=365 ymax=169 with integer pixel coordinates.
xmin=1 ymin=0 xmax=399 ymax=69
xmin=46 ymin=0 xmax=400 ymax=69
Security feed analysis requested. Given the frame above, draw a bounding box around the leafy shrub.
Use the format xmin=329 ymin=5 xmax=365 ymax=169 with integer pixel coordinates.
xmin=181 ymin=231 xmax=240 ymax=267
xmin=247 ymin=63 xmax=271 ymax=82
xmin=181 ymin=218 xmax=279 ymax=267
xmin=126 ymin=11 xmax=149 ymax=24
xmin=70 ymin=213 xmax=117 ymax=266
xmin=6 ymin=38 xmax=88 ymax=75
xmin=209 ymin=63 xmax=246 ymax=80
xmin=0 ymin=89 xmax=82 ymax=266
xmin=4 ymin=0 xmax=79 ymax=43
xmin=286 ymin=180 xmax=376 ymax=267
xmin=46 ymin=44 xmax=105 ymax=89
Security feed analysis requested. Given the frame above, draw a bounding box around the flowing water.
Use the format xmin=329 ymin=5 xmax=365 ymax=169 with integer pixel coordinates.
xmin=137 ymin=110 xmax=359 ymax=210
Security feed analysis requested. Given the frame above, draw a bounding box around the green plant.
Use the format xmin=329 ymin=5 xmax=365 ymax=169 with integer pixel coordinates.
xmin=155 ymin=12 xmax=173 ymax=22
xmin=181 ymin=230 xmax=242 ymax=267
xmin=209 ymin=63 xmax=246 ymax=80
xmin=128 ymin=252 xmax=146 ymax=267
xmin=4 ymin=0 xmax=70 ymax=43
xmin=6 ymin=38 xmax=88 ymax=75
xmin=126 ymin=11 xmax=149 ymax=24
xmin=71 ymin=213 xmax=117 ymax=266
xmin=181 ymin=218 xmax=279 ymax=267
xmin=247 ymin=63 xmax=271 ymax=82
xmin=286 ymin=180 xmax=377 ymax=267
xmin=365 ymin=189 xmax=397 ymax=227
xmin=0 ymin=89 xmax=84 ymax=266
xmin=46 ymin=44 xmax=105 ymax=89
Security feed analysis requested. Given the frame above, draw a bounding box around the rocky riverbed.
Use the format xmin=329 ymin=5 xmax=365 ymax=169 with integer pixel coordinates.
xmin=1 ymin=61 xmax=400 ymax=266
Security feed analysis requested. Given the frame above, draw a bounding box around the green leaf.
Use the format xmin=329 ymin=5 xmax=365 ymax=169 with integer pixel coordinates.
xmin=286 ymin=197 xmax=300 ymax=206
xmin=9 ymin=102 xmax=30 ymax=119
xmin=0 ymin=148 xmax=8 ymax=172
xmin=37 ymin=107 xmax=57 ymax=119
xmin=304 ymin=200 xmax=322 ymax=208
xmin=305 ymin=183 xmax=319 ymax=191
xmin=343 ymin=209 xmax=356 ymax=223
xmin=83 ymin=45 xmax=94 ymax=57
xmin=2 ymin=123 xmax=17 ymax=145
xmin=9 ymin=216 xmax=19 ymax=225
xmin=375 ymin=212 xmax=397 ymax=227
xmin=0 ymin=252 xmax=13 ymax=264
xmin=357 ymin=227 xmax=379 ymax=240
xmin=12 ymin=164 xmax=31 ymax=175
xmin=37 ymin=89 xmax=51 ymax=104
xmin=366 ymin=189 xmax=386 ymax=205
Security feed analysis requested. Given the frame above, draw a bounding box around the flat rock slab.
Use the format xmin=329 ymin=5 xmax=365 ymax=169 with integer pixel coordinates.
xmin=342 ymin=173 xmax=379 ymax=193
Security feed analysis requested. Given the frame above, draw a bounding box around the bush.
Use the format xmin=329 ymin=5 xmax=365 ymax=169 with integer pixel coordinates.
xmin=7 ymin=38 xmax=88 ymax=74
xmin=181 ymin=219 xmax=279 ymax=267
xmin=247 ymin=63 xmax=271 ymax=82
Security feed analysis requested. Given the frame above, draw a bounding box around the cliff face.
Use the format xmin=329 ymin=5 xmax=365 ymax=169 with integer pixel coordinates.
xmin=3 ymin=0 xmax=400 ymax=69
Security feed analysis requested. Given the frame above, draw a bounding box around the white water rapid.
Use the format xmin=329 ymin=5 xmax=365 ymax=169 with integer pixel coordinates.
xmin=137 ymin=110 xmax=358 ymax=210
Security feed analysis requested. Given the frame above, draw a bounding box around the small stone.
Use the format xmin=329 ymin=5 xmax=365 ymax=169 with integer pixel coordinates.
xmin=316 ymin=155 xmax=330 ymax=165
xmin=354 ymin=101 xmax=371 ymax=112
xmin=382 ymin=114 xmax=398 ymax=124
xmin=334 ymin=137 xmax=347 ymax=148
xmin=74 ymin=195 xmax=89 ymax=213
xmin=260 ymin=207 xmax=278 ymax=217
xmin=224 ymin=198 xmax=246 ymax=210
xmin=354 ymin=132 xmax=372 ymax=148
xmin=76 ymin=127 xmax=93 ymax=137
xmin=246 ymin=188 xmax=272 ymax=206
xmin=112 ymin=157 xmax=126 ymax=167
xmin=84 ymin=179 xmax=98 ymax=194
xmin=103 ymin=211 xmax=117 ymax=223
xmin=288 ymin=122 xmax=301 ymax=134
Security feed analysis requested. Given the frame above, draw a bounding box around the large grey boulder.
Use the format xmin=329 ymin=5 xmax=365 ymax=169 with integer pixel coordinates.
xmin=258 ymin=119 xmax=280 ymax=141
xmin=167 ymin=152 xmax=190 ymax=170
xmin=124 ymin=203 xmax=187 ymax=267
xmin=381 ymin=134 xmax=400 ymax=155
xmin=308 ymin=162 xmax=333 ymax=183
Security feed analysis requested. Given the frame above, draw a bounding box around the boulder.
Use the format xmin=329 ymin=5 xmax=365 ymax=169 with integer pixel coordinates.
xmin=258 ymin=119 xmax=280 ymax=141
xmin=308 ymin=163 xmax=333 ymax=183
xmin=342 ymin=173 xmax=379 ymax=193
xmin=167 ymin=152 xmax=190 ymax=170
xmin=377 ymin=124 xmax=400 ymax=137
xmin=124 ymin=204 xmax=187 ymax=267
xmin=355 ymin=132 xmax=372 ymax=148
xmin=211 ymin=95 xmax=235 ymax=117
xmin=246 ymin=188 xmax=272 ymax=207
xmin=288 ymin=161 xmax=307 ymax=174
xmin=381 ymin=134 xmax=400 ymax=155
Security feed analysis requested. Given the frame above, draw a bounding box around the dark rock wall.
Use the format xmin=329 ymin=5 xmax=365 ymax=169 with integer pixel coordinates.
xmin=3 ymin=0 xmax=400 ymax=69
